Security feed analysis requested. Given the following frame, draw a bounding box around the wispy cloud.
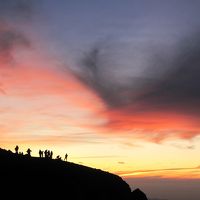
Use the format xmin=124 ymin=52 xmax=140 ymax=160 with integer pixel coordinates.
xmin=118 ymin=161 xmax=125 ymax=164
xmin=117 ymin=165 xmax=200 ymax=178
xmin=71 ymin=155 xmax=120 ymax=159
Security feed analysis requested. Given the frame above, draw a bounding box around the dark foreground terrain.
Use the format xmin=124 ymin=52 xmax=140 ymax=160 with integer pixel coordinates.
xmin=0 ymin=148 xmax=148 ymax=200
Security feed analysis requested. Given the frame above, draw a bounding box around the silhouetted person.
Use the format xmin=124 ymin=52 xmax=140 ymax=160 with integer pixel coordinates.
xmin=64 ymin=153 xmax=68 ymax=161
xmin=50 ymin=151 xmax=53 ymax=159
xmin=26 ymin=148 xmax=31 ymax=156
xmin=48 ymin=150 xmax=50 ymax=158
xmin=39 ymin=150 xmax=43 ymax=158
xmin=44 ymin=150 xmax=48 ymax=158
xmin=15 ymin=145 xmax=19 ymax=154
xmin=56 ymin=155 xmax=61 ymax=160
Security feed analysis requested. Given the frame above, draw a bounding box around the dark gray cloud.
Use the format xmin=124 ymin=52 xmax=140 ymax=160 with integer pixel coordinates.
xmin=72 ymin=31 xmax=200 ymax=118
xmin=73 ymin=41 xmax=144 ymax=108
xmin=0 ymin=0 xmax=34 ymax=62
xmin=0 ymin=0 xmax=34 ymax=21
xmin=0 ymin=25 xmax=30 ymax=63
xmin=137 ymin=31 xmax=200 ymax=115
xmin=74 ymin=43 xmax=119 ymax=107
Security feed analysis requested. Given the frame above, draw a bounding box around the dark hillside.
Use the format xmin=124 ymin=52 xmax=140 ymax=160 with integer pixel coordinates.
xmin=0 ymin=148 xmax=148 ymax=200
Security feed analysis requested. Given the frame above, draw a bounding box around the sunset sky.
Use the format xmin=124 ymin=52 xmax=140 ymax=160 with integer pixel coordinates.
xmin=0 ymin=1 xmax=200 ymax=199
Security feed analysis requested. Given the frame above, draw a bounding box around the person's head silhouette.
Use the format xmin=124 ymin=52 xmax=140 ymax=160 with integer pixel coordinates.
xmin=27 ymin=148 xmax=31 ymax=156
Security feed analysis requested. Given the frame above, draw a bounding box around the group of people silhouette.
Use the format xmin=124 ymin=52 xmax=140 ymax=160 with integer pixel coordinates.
xmin=15 ymin=145 xmax=31 ymax=156
xmin=39 ymin=149 xmax=53 ymax=158
xmin=14 ymin=145 xmax=68 ymax=161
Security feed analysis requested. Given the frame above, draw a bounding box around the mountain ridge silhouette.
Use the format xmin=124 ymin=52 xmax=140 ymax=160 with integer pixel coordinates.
xmin=0 ymin=148 xmax=148 ymax=200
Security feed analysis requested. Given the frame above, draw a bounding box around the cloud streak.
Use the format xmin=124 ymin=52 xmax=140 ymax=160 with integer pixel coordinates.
xmin=117 ymin=165 xmax=200 ymax=178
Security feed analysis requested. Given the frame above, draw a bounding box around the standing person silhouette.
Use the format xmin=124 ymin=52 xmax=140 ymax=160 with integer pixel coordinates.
xmin=27 ymin=148 xmax=32 ymax=156
xmin=39 ymin=150 xmax=43 ymax=158
xmin=15 ymin=145 xmax=19 ymax=154
xmin=41 ymin=150 xmax=44 ymax=157
xmin=44 ymin=150 xmax=47 ymax=158
xmin=50 ymin=151 xmax=53 ymax=159
xmin=64 ymin=153 xmax=68 ymax=161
